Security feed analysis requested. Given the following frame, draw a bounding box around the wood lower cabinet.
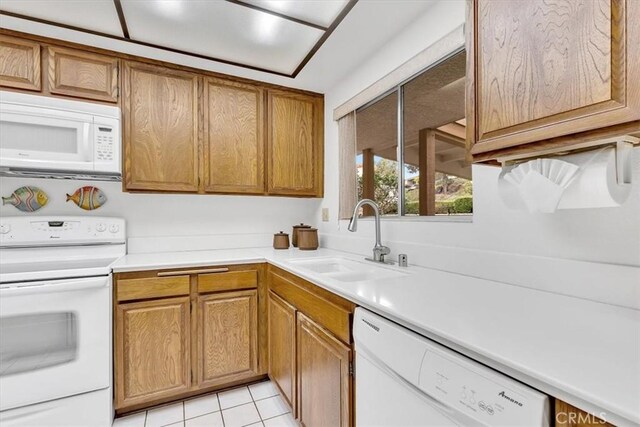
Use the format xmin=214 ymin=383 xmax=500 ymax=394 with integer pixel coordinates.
xmin=267 ymin=90 xmax=324 ymax=197
xmin=47 ymin=46 xmax=118 ymax=102
xmin=203 ymin=78 xmax=264 ymax=194
xmin=267 ymin=265 xmax=355 ymax=427
xmin=114 ymin=264 xmax=266 ymax=414
xmin=297 ymin=313 xmax=351 ymax=427
xmin=115 ymin=297 xmax=191 ymax=409
xmin=197 ymin=290 xmax=258 ymax=387
xmin=268 ymin=291 xmax=297 ymax=411
xmin=0 ymin=35 xmax=40 ymax=91
xmin=123 ymin=61 xmax=200 ymax=192
xmin=467 ymin=0 xmax=640 ymax=161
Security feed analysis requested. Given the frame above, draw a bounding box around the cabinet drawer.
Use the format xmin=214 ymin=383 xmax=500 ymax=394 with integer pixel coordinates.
xmin=269 ymin=271 xmax=351 ymax=344
xmin=198 ymin=270 xmax=257 ymax=294
xmin=116 ymin=276 xmax=190 ymax=302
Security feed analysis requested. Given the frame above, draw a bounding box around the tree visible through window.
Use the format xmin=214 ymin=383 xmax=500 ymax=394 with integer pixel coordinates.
xmin=355 ymin=50 xmax=472 ymax=217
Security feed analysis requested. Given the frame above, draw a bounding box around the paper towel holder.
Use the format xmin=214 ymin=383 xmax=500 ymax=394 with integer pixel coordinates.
xmin=615 ymin=139 xmax=634 ymax=185
xmin=498 ymin=135 xmax=638 ymax=185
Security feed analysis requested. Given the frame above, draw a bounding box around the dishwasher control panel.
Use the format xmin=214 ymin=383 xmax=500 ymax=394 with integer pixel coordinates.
xmin=418 ymin=346 xmax=549 ymax=425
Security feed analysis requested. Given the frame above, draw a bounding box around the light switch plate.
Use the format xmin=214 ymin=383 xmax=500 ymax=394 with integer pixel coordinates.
xmin=322 ymin=208 xmax=330 ymax=222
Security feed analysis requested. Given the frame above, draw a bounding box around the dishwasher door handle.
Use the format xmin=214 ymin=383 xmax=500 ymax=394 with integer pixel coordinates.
xmin=357 ymin=345 xmax=456 ymax=417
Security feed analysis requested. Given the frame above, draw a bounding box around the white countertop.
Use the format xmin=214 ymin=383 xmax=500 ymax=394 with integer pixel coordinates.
xmin=111 ymin=247 xmax=640 ymax=426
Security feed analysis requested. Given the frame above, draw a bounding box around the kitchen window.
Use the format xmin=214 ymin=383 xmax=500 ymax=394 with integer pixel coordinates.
xmin=350 ymin=50 xmax=471 ymax=218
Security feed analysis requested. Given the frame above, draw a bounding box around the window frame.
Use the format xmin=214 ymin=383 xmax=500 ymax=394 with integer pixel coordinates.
xmin=354 ymin=46 xmax=471 ymax=220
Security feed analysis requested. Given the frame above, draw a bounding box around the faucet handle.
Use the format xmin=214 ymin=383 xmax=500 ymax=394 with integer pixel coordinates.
xmin=373 ymin=245 xmax=391 ymax=262
xmin=378 ymin=246 xmax=391 ymax=256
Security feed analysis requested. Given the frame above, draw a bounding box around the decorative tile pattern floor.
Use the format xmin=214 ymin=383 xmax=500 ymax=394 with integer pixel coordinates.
xmin=113 ymin=381 xmax=296 ymax=427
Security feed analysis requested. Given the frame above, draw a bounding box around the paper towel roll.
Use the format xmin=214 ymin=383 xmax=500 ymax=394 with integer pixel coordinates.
xmin=498 ymin=146 xmax=634 ymax=211
xmin=557 ymin=147 xmax=631 ymax=209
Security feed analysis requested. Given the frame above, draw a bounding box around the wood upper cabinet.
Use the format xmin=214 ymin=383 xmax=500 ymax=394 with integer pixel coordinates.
xmin=203 ymin=78 xmax=264 ymax=194
xmin=47 ymin=46 xmax=118 ymax=102
xmin=267 ymin=90 xmax=324 ymax=197
xmin=297 ymin=313 xmax=351 ymax=427
xmin=467 ymin=0 xmax=640 ymax=161
xmin=0 ymin=35 xmax=41 ymax=91
xmin=196 ymin=289 xmax=258 ymax=387
xmin=123 ymin=61 xmax=200 ymax=192
xmin=268 ymin=291 xmax=297 ymax=412
xmin=115 ymin=297 xmax=191 ymax=409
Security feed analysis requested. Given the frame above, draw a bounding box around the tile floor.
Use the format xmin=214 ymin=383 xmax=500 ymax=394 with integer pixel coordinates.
xmin=113 ymin=381 xmax=296 ymax=427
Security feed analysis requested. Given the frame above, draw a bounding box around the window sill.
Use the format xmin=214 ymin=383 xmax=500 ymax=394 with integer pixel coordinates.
xmin=343 ymin=215 xmax=473 ymax=223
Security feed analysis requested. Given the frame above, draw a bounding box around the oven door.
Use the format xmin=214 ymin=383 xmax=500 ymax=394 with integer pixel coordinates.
xmin=0 ymin=276 xmax=110 ymax=411
xmin=0 ymin=102 xmax=94 ymax=172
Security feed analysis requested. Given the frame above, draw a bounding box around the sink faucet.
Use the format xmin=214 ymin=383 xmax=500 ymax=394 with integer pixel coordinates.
xmin=347 ymin=199 xmax=392 ymax=264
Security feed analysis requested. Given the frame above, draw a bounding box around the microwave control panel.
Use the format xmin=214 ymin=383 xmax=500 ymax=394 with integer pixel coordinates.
xmin=95 ymin=126 xmax=115 ymax=162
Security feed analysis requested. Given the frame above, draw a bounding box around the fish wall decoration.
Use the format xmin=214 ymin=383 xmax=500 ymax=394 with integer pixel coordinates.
xmin=2 ymin=186 xmax=49 ymax=212
xmin=66 ymin=186 xmax=107 ymax=211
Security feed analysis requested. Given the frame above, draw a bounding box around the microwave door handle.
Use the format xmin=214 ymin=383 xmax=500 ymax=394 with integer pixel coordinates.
xmin=0 ymin=278 xmax=108 ymax=297
xmin=83 ymin=122 xmax=92 ymax=161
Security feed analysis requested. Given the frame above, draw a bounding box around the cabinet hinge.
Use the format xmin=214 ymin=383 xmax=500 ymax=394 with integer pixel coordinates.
xmin=349 ymin=361 xmax=354 ymax=377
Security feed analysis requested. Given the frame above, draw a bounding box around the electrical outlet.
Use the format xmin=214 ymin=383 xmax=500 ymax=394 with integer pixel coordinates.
xmin=322 ymin=208 xmax=330 ymax=222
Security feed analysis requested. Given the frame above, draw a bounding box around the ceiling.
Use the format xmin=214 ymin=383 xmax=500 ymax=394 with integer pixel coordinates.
xmin=356 ymin=51 xmax=470 ymax=179
xmin=0 ymin=0 xmax=439 ymax=91
xmin=0 ymin=0 xmax=354 ymax=76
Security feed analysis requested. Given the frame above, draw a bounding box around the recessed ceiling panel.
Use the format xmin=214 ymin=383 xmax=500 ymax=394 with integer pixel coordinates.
xmin=239 ymin=0 xmax=349 ymax=27
xmin=0 ymin=0 xmax=124 ymax=36
xmin=121 ymin=0 xmax=324 ymax=74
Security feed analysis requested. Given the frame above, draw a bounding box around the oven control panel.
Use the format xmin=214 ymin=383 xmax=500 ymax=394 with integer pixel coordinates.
xmin=0 ymin=216 xmax=125 ymax=246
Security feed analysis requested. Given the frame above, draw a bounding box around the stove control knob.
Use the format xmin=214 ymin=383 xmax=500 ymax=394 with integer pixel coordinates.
xmin=109 ymin=224 xmax=120 ymax=234
xmin=0 ymin=224 xmax=10 ymax=234
xmin=96 ymin=223 xmax=106 ymax=232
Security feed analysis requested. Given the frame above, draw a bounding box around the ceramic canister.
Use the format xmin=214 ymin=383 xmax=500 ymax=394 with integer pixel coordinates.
xmin=292 ymin=223 xmax=311 ymax=247
xmin=297 ymin=228 xmax=318 ymax=250
xmin=273 ymin=231 xmax=290 ymax=249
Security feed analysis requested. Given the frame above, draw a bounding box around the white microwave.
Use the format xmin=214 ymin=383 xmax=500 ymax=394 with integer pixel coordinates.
xmin=0 ymin=91 xmax=121 ymax=178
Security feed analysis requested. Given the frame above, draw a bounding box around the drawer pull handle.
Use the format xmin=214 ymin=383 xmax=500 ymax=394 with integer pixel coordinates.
xmin=157 ymin=267 xmax=230 ymax=277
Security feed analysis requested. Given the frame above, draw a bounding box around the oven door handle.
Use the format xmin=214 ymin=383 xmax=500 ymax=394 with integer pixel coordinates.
xmin=0 ymin=277 xmax=109 ymax=297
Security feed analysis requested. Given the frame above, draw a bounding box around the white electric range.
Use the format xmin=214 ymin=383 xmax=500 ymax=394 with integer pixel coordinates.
xmin=0 ymin=216 xmax=125 ymax=427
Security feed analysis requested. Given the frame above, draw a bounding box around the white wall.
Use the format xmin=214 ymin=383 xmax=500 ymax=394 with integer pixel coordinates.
xmin=318 ymin=0 xmax=640 ymax=296
xmin=0 ymin=176 xmax=321 ymax=252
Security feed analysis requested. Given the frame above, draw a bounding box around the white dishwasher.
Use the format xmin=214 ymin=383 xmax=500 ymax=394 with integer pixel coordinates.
xmin=354 ymin=308 xmax=550 ymax=426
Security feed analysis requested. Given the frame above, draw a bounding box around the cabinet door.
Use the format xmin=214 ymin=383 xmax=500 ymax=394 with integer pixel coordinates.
xmin=297 ymin=313 xmax=350 ymax=427
xmin=267 ymin=90 xmax=323 ymax=197
xmin=115 ymin=297 xmax=191 ymax=409
xmin=468 ymin=0 xmax=640 ymax=158
xmin=268 ymin=291 xmax=296 ymax=412
xmin=47 ymin=46 xmax=118 ymax=102
xmin=197 ymin=290 xmax=258 ymax=387
xmin=0 ymin=35 xmax=41 ymax=91
xmin=554 ymin=400 xmax=612 ymax=427
xmin=203 ymin=78 xmax=264 ymax=194
xmin=123 ymin=61 xmax=199 ymax=192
